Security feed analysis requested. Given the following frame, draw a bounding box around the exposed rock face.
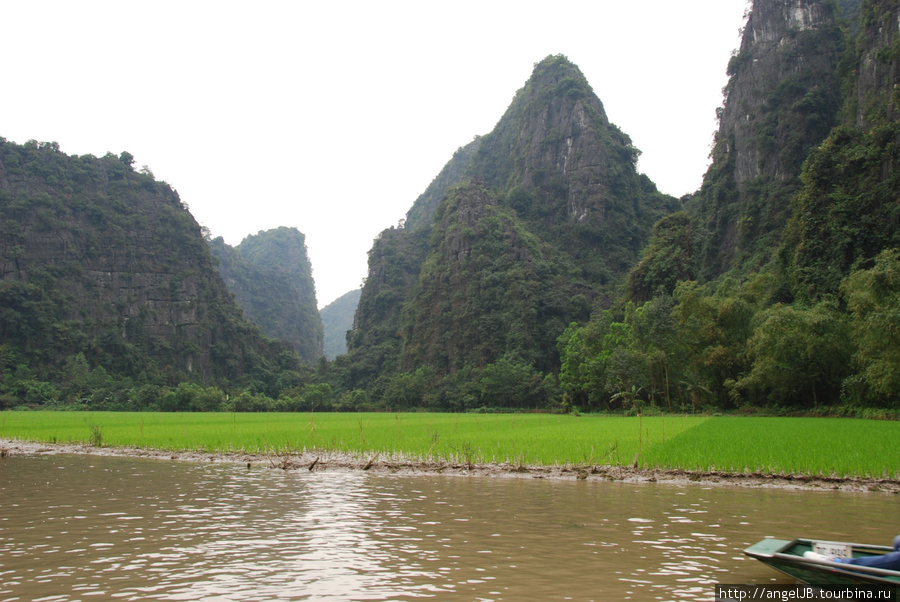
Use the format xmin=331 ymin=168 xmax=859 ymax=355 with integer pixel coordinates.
xmin=0 ymin=138 xmax=290 ymax=383
xmin=723 ymin=0 xmax=840 ymax=185
xmin=786 ymin=0 xmax=900 ymax=300
xmin=854 ymin=0 xmax=900 ymax=126
xmin=691 ymin=0 xmax=845 ymax=275
xmin=208 ymin=228 xmax=324 ymax=365
xmin=719 ymin=0 xmax=839 ymax=185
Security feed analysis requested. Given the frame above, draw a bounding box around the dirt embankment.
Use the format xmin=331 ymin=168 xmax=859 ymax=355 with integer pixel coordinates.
xmin=2 ymin=438 xmax=898 ymax=494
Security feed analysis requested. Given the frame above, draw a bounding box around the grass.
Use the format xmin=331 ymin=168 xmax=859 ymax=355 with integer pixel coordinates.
xmin=1 ymin=412 xmax=898 ymax=479
xmin=641 ymin=416 xmax=900 ymax=479
xmin=0 ymin=411 xmax=699 ymax=467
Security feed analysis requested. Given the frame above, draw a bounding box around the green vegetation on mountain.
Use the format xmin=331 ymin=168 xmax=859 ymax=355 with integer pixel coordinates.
xmin=625 ymin=212 xmax=699 ymax=303
xmin=208 ymin=227 xmax=324 ymax=364
xmin=400 ymin=182 xmax=582 ymax=376
xmin=336 ymin=55 xmax=677 ymax=409
xmin=0 ymin=138 xmax=303 ymax=409
xmin=787 ymin=122 xmax=900 ymax=301
xmin=686 ymin=0 xmax=846 ymax=279
xmin=560 ymin=0 xmax=900 ymax=414
xmin=345 ymin=226 xmax=431 ymax=387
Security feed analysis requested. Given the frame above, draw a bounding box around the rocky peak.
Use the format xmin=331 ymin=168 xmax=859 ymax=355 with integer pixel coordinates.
xmin=236 ymin=227 xmax=317 ymax=296
xmin=470 ymin=55 xmax=638 ymax=230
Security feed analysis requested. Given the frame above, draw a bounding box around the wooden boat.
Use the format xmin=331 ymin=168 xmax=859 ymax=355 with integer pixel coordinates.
xmin=745 ymin=538 xmax=900 ymax=586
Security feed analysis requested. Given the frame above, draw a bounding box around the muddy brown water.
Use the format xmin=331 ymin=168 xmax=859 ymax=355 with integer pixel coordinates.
xmin=1 ymin=454 xmax=897 ymax=601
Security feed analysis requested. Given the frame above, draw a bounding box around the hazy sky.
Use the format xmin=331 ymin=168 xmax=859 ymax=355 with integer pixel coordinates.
xmin=3 ymin=1 xmax=749 ymax=308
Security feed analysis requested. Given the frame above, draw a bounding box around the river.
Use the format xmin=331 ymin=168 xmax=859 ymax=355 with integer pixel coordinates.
xmin=1 ymin=454 xmax=897 ymax=601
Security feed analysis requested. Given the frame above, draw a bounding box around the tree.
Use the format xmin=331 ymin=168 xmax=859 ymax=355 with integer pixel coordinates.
xmin=60 ymin=352 xmax=93 ymax=403
xmin=479 ymin=355 xmax=552 ymax=409
xmin=625 ymin=212 xmax=698 ymax=303
xmin=380 ymin=368 xmax=433 ymax=410
xmin=841 ymin=249 xmax=900 ymax=405
xmin=671 ymin=280 xmax=753 ymax=409
xmin=557 ymin=309 xmax=647 ymax=410
xmin=734 ymin=302 xmax=851 ymax=407
xmin=631 ymin=294 xmax=677 ymax=409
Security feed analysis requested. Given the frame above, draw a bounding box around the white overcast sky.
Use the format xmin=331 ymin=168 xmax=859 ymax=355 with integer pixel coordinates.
xmin=3 ymin=1 xmax=749 ymax=308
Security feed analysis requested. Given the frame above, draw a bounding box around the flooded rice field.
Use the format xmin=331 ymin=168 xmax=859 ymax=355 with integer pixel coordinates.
xmin=1 ymin=453 xmax=897 ymax=601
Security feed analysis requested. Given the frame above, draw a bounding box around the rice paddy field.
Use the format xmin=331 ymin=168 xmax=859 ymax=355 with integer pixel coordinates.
xmin=1 ymin=412 xmax=899 ymax=479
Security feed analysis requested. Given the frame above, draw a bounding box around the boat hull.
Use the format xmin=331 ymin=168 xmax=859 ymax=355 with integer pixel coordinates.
xmin=745 ymin=538 xmax=900 ymax=587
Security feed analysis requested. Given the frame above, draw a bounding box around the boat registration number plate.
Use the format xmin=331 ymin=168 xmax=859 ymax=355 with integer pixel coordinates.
xmin=813 ymin=541 xmax=852 ymax=559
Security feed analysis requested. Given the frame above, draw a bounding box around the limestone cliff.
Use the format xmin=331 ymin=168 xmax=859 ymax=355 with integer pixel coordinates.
xmin=690 ymin=0 xmax=845 ymax=275
xmin=208 ymin=227 xmax=324 ymax=365
xmin=630 ymin=0 xmax=898 ymax=302
xmin=853 ymin=0 xmax=900 ymax=126
xmin=787 ymin=0 xmax=900 ymax=300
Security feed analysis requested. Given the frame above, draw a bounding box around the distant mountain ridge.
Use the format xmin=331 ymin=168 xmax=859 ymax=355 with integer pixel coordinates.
xmin=320 ymin=289 xmax=361 ymax=360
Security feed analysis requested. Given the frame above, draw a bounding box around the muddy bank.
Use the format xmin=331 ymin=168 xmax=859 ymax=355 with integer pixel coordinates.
xmin=2 ymin=437 xmax=898 ymax=494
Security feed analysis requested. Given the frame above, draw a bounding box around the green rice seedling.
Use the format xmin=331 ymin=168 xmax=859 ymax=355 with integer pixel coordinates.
xmin=0 ymin=411 xmax=705 ymax=468
xmin=641 ymin=417 xmax=900 ymax=478
xmin=9 ymin=412 xmax=896 ymax=478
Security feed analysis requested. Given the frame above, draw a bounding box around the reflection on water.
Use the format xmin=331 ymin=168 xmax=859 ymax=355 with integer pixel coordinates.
xmin=1 ymin=454 xmax=897 ymax=601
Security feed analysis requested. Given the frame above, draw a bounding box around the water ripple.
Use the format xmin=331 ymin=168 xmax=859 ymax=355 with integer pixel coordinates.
xmin=2 ymin=455 xmax=898 ymax=600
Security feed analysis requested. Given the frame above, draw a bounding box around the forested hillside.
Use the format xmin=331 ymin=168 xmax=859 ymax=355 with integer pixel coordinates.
xmin=0 ymin=139 xmax=303 ymax=409
xmin=560 ymin=0 xmax=900 ymax=413
xmin=208 ymin=227 xmax=324 ymax=365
